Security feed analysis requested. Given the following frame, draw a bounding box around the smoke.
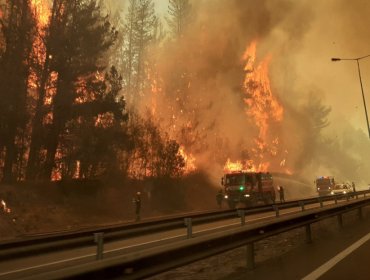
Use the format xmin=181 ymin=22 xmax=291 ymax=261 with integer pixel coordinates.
xmin=139 ymin=0 xmax=370 ymax=187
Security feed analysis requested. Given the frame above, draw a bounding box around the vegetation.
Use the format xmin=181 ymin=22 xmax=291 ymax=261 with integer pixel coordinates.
xmin=0 ymin=0 xmax=187 ymax=183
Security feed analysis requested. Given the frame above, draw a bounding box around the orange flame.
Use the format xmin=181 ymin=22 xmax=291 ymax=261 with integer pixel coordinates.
xmin=243 ymin=40 xmax=283 ymax=139
xmin=31 ymin=0 xmax=50 ymax=27
xmin=224 ymin=40 xmax=290 ymax=175
xmin=223 ymin=158 xmax=269 ymax=173
xmin=149 ymin=76 xmax=162 ymax=116
xmin=224 ymin=159 xmax=243 ymax=172
xmin=179 ymin=146 xmax=196 ymax=174
xmin=240 ymin=40 xmax=286 ymax=172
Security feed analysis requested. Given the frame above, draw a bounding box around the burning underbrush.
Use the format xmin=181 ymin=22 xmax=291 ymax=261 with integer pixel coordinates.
xmin=0 ymin=172 xmax=217 ymax=240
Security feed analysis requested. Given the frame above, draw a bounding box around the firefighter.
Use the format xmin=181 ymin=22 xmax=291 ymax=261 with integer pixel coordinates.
xmin=133 ymin=192 xmax=141 ymax=221
xmin=216 ymin=189 xmax=223 ymax=209
xmin=278 ymin=186 xmax=285 ymax=203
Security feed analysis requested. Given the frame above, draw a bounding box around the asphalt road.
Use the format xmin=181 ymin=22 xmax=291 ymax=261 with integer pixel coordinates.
xmin=229 ymin=207 xmax=370 ymax=280
xmin=0 ymin=198 xmax=363 ymax=280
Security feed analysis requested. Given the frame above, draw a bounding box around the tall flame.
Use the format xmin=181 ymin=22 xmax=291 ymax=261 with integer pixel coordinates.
xmin=31 ymin=0 xmax=50 ymax=27
xmin=224 ymin=40 xmax=287 ymax=174
xmin=242 ymin=40 xmax=284 ymax=171
xmin=243 ymin=40 xmax=283 ymax=139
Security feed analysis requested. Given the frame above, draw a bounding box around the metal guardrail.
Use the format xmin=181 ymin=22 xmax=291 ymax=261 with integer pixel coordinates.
xmin=17 ymin=192 xmax=370 ymax=280
xmin=1 ymin=190 xmax=369 ymax=261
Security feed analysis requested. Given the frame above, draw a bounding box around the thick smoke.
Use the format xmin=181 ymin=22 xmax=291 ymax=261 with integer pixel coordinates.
xmin=144 ymin=0 xmax=370 ymax=188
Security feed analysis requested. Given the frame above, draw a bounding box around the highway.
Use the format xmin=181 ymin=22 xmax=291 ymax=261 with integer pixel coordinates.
xmin=228 ymin=201 xmax=370 ymax=280
xmin=0 ymin=195 xmax=367 ymax=280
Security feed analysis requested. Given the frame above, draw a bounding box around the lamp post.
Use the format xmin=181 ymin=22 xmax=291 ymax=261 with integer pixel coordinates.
xmin=332 ymin=55 xmax=370 ymax=138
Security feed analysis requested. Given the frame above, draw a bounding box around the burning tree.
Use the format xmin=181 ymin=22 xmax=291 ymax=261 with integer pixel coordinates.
xmin=239 ymin=40 xmax=286 ymax=172
xmin=24 ymin=0 xmax=125 ymax=180
xmin=0 ymin=0 xmax=36 ymax=183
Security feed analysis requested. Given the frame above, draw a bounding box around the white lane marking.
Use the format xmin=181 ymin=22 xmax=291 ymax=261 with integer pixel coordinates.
xmin=302 ymin=232 xmax=370 ymax=280
xmin=0 ymin=254 xmax=95 ymax=277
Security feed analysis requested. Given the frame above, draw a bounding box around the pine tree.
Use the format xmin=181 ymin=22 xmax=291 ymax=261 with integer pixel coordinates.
xmin=123 ymin=0 xmax=157 ymax=106
xmin=0 ymin=0 xmax=36 ymax=182
xmin=166 ymin=0 xmax=191 ymax=38
xmin=26 ymin=0 xmax=120 ymax=180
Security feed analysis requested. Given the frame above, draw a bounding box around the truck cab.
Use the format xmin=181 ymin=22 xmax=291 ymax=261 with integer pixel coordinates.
xmin=315 ymin=176 xmax=335 ymax=196
xmin=221 ymin=171 xmax=275 ymax=209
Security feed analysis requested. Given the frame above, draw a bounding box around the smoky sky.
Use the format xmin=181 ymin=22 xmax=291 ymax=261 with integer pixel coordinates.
xmin=124 ymin=0 xmax=370 ymax=185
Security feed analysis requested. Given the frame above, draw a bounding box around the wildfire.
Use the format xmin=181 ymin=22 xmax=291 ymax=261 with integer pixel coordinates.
xmin=179 ymin=146 xmax=196 ymax=174
xmin=223 ymin=158 xmax=269 ymax=173
xmin=223 ymin=41 xmax=291 ymax=175
xmin=243 ymin=40 xmax=283 ymax=140
xmin=239 ymin=40 xmax=287 ymax=173
xmin=149 ymin=74 xmax=162 ymax=116
xmin=223 ymin=159 xmax=243 ymax=172
xmin=31 ymin=0 xmax=50 ymax=27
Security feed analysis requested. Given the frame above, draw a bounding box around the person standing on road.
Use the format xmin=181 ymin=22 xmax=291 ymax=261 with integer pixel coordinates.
xmin=278 ymin=186 xmax=285 ymax=203
xmin=133 ymin=192 xmax=141 ymax=221
xmin=352 ymin=182 xmax=356 ymax=193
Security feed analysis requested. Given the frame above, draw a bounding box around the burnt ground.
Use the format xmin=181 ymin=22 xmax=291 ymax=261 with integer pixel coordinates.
xmin=148 ymin=207 xmax=370 ymax=280
xmin=0 ymin=173 xmax=218 ymax=241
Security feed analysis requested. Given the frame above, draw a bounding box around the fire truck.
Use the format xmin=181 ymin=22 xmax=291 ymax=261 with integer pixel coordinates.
xmin=221 ymin=171 xmax=276 ymax=209
xmin=315 ymin=176 xmax=335 ymax=196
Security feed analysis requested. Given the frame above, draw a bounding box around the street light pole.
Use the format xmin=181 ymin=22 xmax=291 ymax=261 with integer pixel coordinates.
xmin=332 ymin=55 xmax=370 ymax=138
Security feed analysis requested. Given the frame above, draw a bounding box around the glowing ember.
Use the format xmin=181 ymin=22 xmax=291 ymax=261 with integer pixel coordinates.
xmin=1 ymin=199 xmax=11 ymax=213
xmin=148 ymin=70 xmax=163 ymax=116
xmin=72 ymin=160 xmax=81 ymax=179
xmin=179 ymin=146 xmax=196 ymax=173
xmin=51 ymin=148 xmax=63 ymax=181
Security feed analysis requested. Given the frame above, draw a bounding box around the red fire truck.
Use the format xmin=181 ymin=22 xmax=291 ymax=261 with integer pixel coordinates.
xmin=315 ymin=176 xmax=335 ymax=196
xmin=221 ymin=171 xmax=276 ymax=209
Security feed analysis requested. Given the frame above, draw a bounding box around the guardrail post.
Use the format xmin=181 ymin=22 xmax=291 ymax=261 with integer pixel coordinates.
xmin=337 ymin=214 xmax=343 ymax=228
xmin=273 ymin=205 xmax=279 ymax=217
xmin=358 ymin=207 xmax=363 ymax=220
xmin=334 ymin=195 xmax=338 ymax=205
xmin=299 ymin=201 xmax=305 ymax=211
xmin=184 ymin=218 xmax=192 ymax=239
xmin=94 ymin=232 xmax=104 ymax=260
xmin=305 ymin=224 xmax=312 ymax=244
xmin=246 ymin=243 xmax=255 ymax=270
xmin=356 ymin=192 xmax=359 ymax=199
xmin=318 ymin=197 xmax=323 ymax=208
xmin=346 ymin=193 xmax=349 ymax=202
xmin=364 ymin=193 xmax=367 ymax=198
xmin=238 ymin=210 xmax=246 ymax=226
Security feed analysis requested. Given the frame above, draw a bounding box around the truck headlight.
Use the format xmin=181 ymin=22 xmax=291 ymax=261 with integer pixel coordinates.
xmin=224 ymin=195 xmax=228 ymax=199
xmin=244 ymin=194 xmax=250 ymax=197
xmin=343 ymin=191 xmax=347 ymax=194
xmin=331 ymin=191 xmax=334 ymax=195
xmin=317 ymin=187 xmax=320 ymax=190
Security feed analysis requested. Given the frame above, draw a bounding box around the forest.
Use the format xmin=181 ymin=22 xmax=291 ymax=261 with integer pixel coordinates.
xmin=1 ymin=0 xmax=369 ymax=188
xmin=0 ymin=0 xmax=195 ymax=183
